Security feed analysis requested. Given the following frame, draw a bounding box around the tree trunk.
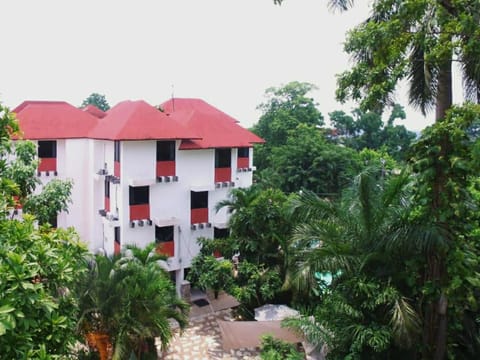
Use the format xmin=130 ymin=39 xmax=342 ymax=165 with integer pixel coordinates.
xmin=435 ymin=60 xmax=453 ymax=122
xmin=423 ymin=54 xmax=452 ymax=360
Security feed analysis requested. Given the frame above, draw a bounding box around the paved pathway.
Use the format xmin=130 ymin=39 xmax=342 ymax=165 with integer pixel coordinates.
xmin=160 ymin=310 xmax=260 ymax=360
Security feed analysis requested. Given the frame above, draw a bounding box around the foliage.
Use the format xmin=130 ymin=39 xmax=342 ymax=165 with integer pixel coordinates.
xmin=252 ymin=81 xmax=324 ymax=171
xmin=260 ymin=335 xmax=303 ymax=360
xmin=230 ymin=261 xmax=282 ymax=309
xmin=24 ymin=179 xmax=73 ymax=225
xmin=0 ymin=103 xmax=89 ymax=358
xmin=216 ymin=186 xmax=293 ymax=268
xmin=264 ymin=124 xmax=361 ymax=195
xmin=78 ymin=248 xmax=189 ymax=359
xmin=286 ymin=168 xmax=422 ymax=358
xmin=188 ymin=255 xmax=234 ymax=299
xmin=0 ymin=218 xmax=89 ymax=358
xmin=328 ymin=105 xmax=416 ymax=160
xmin=81 ymin=93 xmax=110 ymax=112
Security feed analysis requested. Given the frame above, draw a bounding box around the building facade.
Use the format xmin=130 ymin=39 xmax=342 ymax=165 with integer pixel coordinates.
xmin=13 ymin=98 xmax=263 ymax=289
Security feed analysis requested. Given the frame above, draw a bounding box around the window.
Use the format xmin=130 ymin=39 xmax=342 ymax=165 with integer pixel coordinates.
xmin=129 ymin=186 xmax=149 ymax=205
xmin=114 ymin=140 xmax=120 ymax=162
xmin=214 ymin=227 xmax=229 ymax=239
xmin=104 ymin=178 xmax=110 ymax=198
xmin=155 ymin=225 xmax=174 ymax=243
xmin=238 ymin=147 xmax=249 ymax=158
xmin=157 ymin=141 xmax=175 ymax=161
xmin=114 ymin=226 xmax=120 ymax=255
xmin=38 ymin=140 xmax=56 ymax=158
xmin=191 ymin=191 xmax=208 ymax=209
xmin=114 ymin=227 xmax=120 ymax=245
xmin=215 ymin=148 xmax=231 ymax=168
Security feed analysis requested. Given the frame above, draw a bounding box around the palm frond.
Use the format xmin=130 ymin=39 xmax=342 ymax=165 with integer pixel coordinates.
xmin=390 ymin=297 xmax=421 ymax=348
xmin=408 ymin=42 xmax=438 ymax=115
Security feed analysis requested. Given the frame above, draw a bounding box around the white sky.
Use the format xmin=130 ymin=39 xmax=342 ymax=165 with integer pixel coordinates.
xmin=0 ymin=0 xmax=454 ymax=131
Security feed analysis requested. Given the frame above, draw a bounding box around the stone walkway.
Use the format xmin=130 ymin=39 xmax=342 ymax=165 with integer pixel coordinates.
xmin=160 ymin=309 xmax=260 ymax=359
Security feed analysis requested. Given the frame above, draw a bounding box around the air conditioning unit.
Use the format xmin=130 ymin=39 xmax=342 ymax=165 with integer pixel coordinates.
xmin=172 ymin=175 xmax=179 ymax=182
xmin=156 ymin=176 xmax=163 ymax=183
xmin=190 ymin=224 xmax=197 ymax=230
xmin=206 ymin=222 xmax=212 ymax=228
xmin=230 ymin=181 xmax=235 ymax=187
xmin=97 ymin=168 xmax=108 ymax=175
xmin=164 ymin=176 xmax=171 ymax=183
xmin=46 ymin=171 xmax=50 ymax=177
xmin=248 ymin=168 xmax=252 ymax=172
xmin=54 ymin=171 xmax=58 ymax=176
xmin=138 ymin=220 xmax=144 ymax=227
xmin=222 ymin=182 xmax=229 ymax=188
xmin=215 ymin=183 xmax=222 ymax=188
xmin=98 ymin=209 xmax=107 ymax=217
xmin=130 ymin=221 xmax=135 ymax=228
xmin=198 ymin=223 xmax=204 ymax=229
xmin=146 ymin=219 xmax=153 ymax=226
xmin=106 ymin=213 xmax=118 ymax=221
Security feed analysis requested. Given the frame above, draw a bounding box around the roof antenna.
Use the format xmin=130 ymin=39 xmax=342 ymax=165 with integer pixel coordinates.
xmin=171 ymin=84 xmax=175 ymax=112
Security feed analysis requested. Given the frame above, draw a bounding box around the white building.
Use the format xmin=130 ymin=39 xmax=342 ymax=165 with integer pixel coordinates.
xmin=13 ymin=98 xmax=263 ymax=289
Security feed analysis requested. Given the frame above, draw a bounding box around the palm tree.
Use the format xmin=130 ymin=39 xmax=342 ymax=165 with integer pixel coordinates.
xmin=285 ymin=168 xmax=422 ymax=358
xmin=78 ymin=247 xmax=189 ymax=359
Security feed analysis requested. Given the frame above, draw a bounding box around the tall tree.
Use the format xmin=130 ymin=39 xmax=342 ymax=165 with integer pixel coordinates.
xmin=0 ymin=103 xmax=89 ymax=358
xmin=81 ymin=93 xmax=110 ymax=112
xmin=252 ymin=82 xmax=324 ymax=170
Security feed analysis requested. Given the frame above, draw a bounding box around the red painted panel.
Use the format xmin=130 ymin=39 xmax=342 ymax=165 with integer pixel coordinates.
xmin=215 ymin=167 xmax=231 ymax=182
xmin=156 ymin=161 xmax=176 ymax=177
xmin=104 ymin=197 xmax=110 ymax=212
xmin=129 ymin=204 xmax=150 ymax=221
xmin=38 ymin=157 xmax=57 ymax=172
xmin=237 ymin=157 xmax=249 ymax=169
xmin=191 ymin=208 xmax=208 ymax=224
xmin=157 ymin=241 xmax=175 ymax=257
xmin=114 ymin=161 xmax=120 ymax=177
xmin=114 ymin=241 xmax=121 ymax=255
xmin=213 ymin=250 xmax=222 ymax=258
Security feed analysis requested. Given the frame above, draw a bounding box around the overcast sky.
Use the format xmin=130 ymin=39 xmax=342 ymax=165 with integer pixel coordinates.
xmin=1 ymin=0 xmax=453 ymax=131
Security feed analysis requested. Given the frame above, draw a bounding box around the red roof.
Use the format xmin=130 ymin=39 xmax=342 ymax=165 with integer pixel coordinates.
xmin=82 ymin=104 xmax=107 ymax=118
xmin=89 ymin=100 xmax=200 ymax=140
xmin=161 ymin=98 xmax=264 ymax=149
xmin=13 ymin=101 xmax=100 ymax=139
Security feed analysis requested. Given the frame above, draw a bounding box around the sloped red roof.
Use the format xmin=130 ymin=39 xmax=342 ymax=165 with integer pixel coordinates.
xmin=82 ymin=104 xmax=107 ymax=118
xmin=13 ymin=101 xmax=100 ymax=139
xmin=161 ymin=98 xmax=264 ymax=149
xmin=89 ymin=100 xmax=200 ymax=140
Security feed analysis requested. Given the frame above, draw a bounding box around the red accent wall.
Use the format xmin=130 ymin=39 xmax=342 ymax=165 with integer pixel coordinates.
xmin=114 ymin=161 xmax=120 ymax=177
xmin=38 ymin=157 xmax=57 ymax=172
xmin=237 ymin=157 xmax=249 ymax=168
xmin=157 ymin=241 xmax=175 ymax=257
xmin=191 ymin=208 xmax=208 ymax=224
xmin=156 ymin=161 xmax=176 ymax=177
xmin=215 ymin=167 xmax=231 ymax=182
xmin=129 ymin=204 xmax=150 ymax=220
xmin=105 ymin=197 xmax=110 ymax=212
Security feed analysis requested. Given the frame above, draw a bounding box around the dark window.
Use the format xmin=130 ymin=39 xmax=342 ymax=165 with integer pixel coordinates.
xmin=104 ymin=178 xmax=110 ymax=198
xmin=38 ymin=140 xmax=56 ymax=158
xmin=156 ymin=141 xmax=175 ymax=161
xmin=49 ymin=215 xmax=57 ymax=228
xmin=191 ymin=191 xmax=208 ymax=209
xmin=114 ymin=141 xmax=120 ymax=162
xmin=214 ymin=227 xmax=229 ymax=239
xmin=129 ymin=186 xmax=149 ymax=205
xmin=238 ymin=147 xmax=249 ymax=158
xmin=114 ymin=227 xmax=120 ymax=245
xmin=215 ymin=148 xmax=231 ymax=168
xmin=155 ymin=225 xmax=174 ymax=243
